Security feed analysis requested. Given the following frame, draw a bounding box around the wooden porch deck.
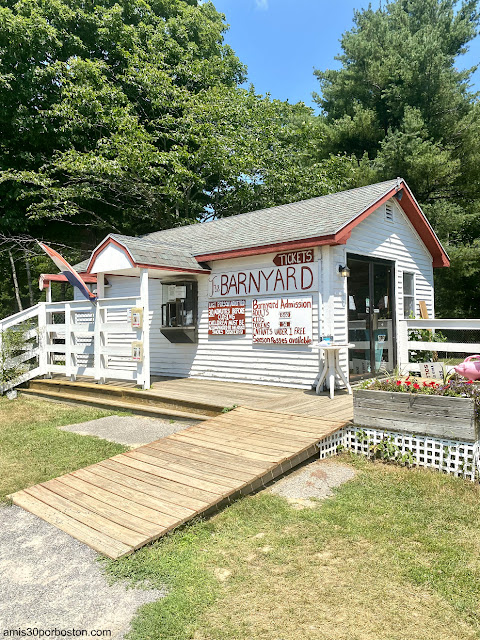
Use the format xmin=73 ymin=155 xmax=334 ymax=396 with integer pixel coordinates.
xmin=26 ymin=375 xmax=354 ymax=423
xmin=11 ymin=406 xmax=347 ymax=559
xmin=144 ymin=377 xmax=354 ymax=422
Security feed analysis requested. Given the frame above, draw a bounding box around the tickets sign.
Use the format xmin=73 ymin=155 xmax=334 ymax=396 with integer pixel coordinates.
xmin=273 ymin=249 xmax=314 ymax=267
xmin=252 ymin=297 xmax=313 ymax=345
xmin=208 ymin=299 xmax=246 ymax=335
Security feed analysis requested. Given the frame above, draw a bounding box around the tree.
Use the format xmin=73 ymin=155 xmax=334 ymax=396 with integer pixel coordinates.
xmin=0 ymin=0 xmax=358 ymax=317
xmin=313 ymin=0 xmax=480 ymax=317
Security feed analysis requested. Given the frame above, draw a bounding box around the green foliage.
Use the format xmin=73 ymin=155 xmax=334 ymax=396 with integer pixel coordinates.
xmin=408 ymin=324 xmax=448 ymax=362
xmin=221 ymin=404 xmax=238 ymax=413
xmin=0 ymin=0 xmax=360 ymax=317
xmin=0 ymin=325 xmax=30 ymax=386
xmin=314 ymin=0 xmax=480 ymax=318
xmin=361 ymin=375 xmax=480 ymax=419
xmin=356 ymin=429 xmax=415 ymax=466
xmin=104 ymin=459 xmax=480 ymax=638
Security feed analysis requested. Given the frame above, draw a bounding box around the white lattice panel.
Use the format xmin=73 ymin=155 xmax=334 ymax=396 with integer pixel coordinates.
xmin=317 ymin=427 xmax=479 ymax=481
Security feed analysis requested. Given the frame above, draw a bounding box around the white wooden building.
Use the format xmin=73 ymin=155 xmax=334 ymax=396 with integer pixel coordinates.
xmin=38 ymin=178 xmax=449 ymax=389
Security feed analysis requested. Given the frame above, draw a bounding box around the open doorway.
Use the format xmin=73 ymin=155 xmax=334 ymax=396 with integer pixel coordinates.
xmin=347 ymin=254 xmax=395 ymax=379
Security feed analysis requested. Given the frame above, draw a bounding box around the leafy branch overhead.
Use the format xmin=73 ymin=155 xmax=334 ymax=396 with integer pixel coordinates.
xmin=0 ymin=0 xmax=480 ymax=321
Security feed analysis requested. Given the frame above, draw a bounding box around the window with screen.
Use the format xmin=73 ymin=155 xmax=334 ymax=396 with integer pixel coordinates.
xmin=403 ymin=272 xmax=415 ymax=318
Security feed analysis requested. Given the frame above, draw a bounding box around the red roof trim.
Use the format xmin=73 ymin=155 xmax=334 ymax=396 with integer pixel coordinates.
xmin=193 ymin=181 xmax=450 ymax=268
xmin=39 ymin=273 xmax=97 ymax=290
xmin=194 ymin=234 xmax=341 ymax=262
xmin=135 ymin=263 xmax=210 ymax=274
xmin=335 ymin=182 xmax=449 ymax=267
xmin=87 ymin=237 xmax=136 ymax=273
xmin=87 ymin=236 xmax=210 ymax=275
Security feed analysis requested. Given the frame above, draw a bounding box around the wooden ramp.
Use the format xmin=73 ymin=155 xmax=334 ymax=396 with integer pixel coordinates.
xmin=11 ymin=407 xmax=346 ymax=559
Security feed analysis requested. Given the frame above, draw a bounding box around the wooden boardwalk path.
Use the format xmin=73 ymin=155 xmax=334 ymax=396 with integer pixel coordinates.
xmin=11 ymin=407 xmax=347 ymax=559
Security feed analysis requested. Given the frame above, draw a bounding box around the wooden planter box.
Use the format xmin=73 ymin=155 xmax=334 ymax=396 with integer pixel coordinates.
xmin=353 ymin=389 xmax=478 ymax=442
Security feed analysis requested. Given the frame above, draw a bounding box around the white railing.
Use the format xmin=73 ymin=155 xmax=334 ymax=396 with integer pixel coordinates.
xmin=0 ymin=292 xmax=151 ymax=391
xmin=0 ymin=304 xmax=43 ymax=392
xmin=398 ymin=318 xmax=480 ymax=372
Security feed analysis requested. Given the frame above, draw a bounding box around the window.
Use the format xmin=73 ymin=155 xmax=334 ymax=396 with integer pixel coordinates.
xmin=161 ymin=281 xmax=197 ymax=343
xmin=385 ymin=202 xmax=394 ymax=222
xmin=403 ymin=272 xmax=415 ymax=318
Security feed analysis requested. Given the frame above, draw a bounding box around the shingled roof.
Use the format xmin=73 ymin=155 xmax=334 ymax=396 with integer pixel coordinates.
xmin=78 ymin=178 xmax=449 ymax=273
xmin=106 ymin=235 xmax=203 ymax=271
xmin=143 ymin=179 xmax=400 ymax=256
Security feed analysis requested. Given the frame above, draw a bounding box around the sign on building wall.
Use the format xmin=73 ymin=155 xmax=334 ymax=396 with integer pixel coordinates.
xmin=273 ymin=249 xmax=314 ymax=266
xmin=208 ymin=299 xmax=246 ymax=335
xmin=252 ymin=297 xmax=313 ymax=345
xmin=208 ymin=263 xmax=317 ymax=299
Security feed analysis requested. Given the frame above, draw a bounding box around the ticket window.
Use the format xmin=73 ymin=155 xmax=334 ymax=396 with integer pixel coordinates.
xmin=161 ymin=281 xmax=197 ymax=343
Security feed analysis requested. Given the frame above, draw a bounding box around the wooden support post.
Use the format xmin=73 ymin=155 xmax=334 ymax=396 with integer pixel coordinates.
xmin=139 ymin=269 xmax=151 ymax=390
xmin=46 ymin=284 xmax=52 ymax=303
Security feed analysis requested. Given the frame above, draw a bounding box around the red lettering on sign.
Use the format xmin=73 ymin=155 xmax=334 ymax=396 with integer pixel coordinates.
xmin=261 ymin=269 xmax=274 ymax=291
xmin=274 ymin=269 xmax=285 ymax=291
xmin=208 ymin=299 xmax=246 ymax=335
xmin=237 ymin=271 xmax=247 ymax=295
xmin=228 ymin=274 xmax=237 ymax=295
xmin=286 ymin=266 xmax=297 ymax=291
xmin=220 ymin=274 xmax=229 ymax=296
xmin=301 ymin=266 xmax=314 ymax=290
xmin=249 ymin=271 xmax=261 ymax=293
xmin=273 ymin=249 xmax=314 ymax=267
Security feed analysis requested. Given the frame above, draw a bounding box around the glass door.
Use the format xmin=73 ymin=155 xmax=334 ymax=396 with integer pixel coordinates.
xmin=347 ymin=255 xmax=395 ymax=378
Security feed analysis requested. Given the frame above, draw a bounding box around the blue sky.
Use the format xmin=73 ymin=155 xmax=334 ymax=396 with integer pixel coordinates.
xmin=212 ymin=0 xmax=480 ymax=111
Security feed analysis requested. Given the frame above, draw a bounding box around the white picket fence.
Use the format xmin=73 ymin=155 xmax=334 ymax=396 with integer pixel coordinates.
xmin=398 ymin=318 xmax=480 ymax=373
xmin=0 ymin=294 xmax=151 ymax=391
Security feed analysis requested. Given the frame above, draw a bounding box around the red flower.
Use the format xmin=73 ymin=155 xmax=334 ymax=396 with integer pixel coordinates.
xmin=396 ymin=380 xmax=402 ymax=386
xmin=423 ymin=381 xmax=428 ymax=387
xmin=405 ymin=380 xmax=411 ymax=386
xmin=430 ymin=381 xmax=436 ymax=387
xmin=413 ymin=383 xmax=420 ymax=389
xmin=467 ymin=380 xmax=473 ymax=384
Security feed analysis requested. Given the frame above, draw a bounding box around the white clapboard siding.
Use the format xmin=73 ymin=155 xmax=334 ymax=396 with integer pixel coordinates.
xmin=188 ymin=251 xmax=321 ymax=388
xmin=344 ymin=199 xmax=435 ymax=318
xmin=70 ymin=198 xmax=436 ymax=388
xmin=322 ymin=199 xmax=435 ymax=381
xmin=98 ymin=253 xmax=322 ymax=388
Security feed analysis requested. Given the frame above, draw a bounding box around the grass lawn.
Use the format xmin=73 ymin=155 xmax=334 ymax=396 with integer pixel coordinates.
xmin=103 ymin=455 xmax=480 ymax=640
xmin=0 ymin=395 xmax=127 ymax=501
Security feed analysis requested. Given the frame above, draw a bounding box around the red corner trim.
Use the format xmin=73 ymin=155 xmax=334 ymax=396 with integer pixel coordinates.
xmin=39 ymin=273 xmax=97 ymax=290
xmin=335 ymin=182 xmax=449 ymax=267
xmin=134 ymin=263 xmax=210 ymax=274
